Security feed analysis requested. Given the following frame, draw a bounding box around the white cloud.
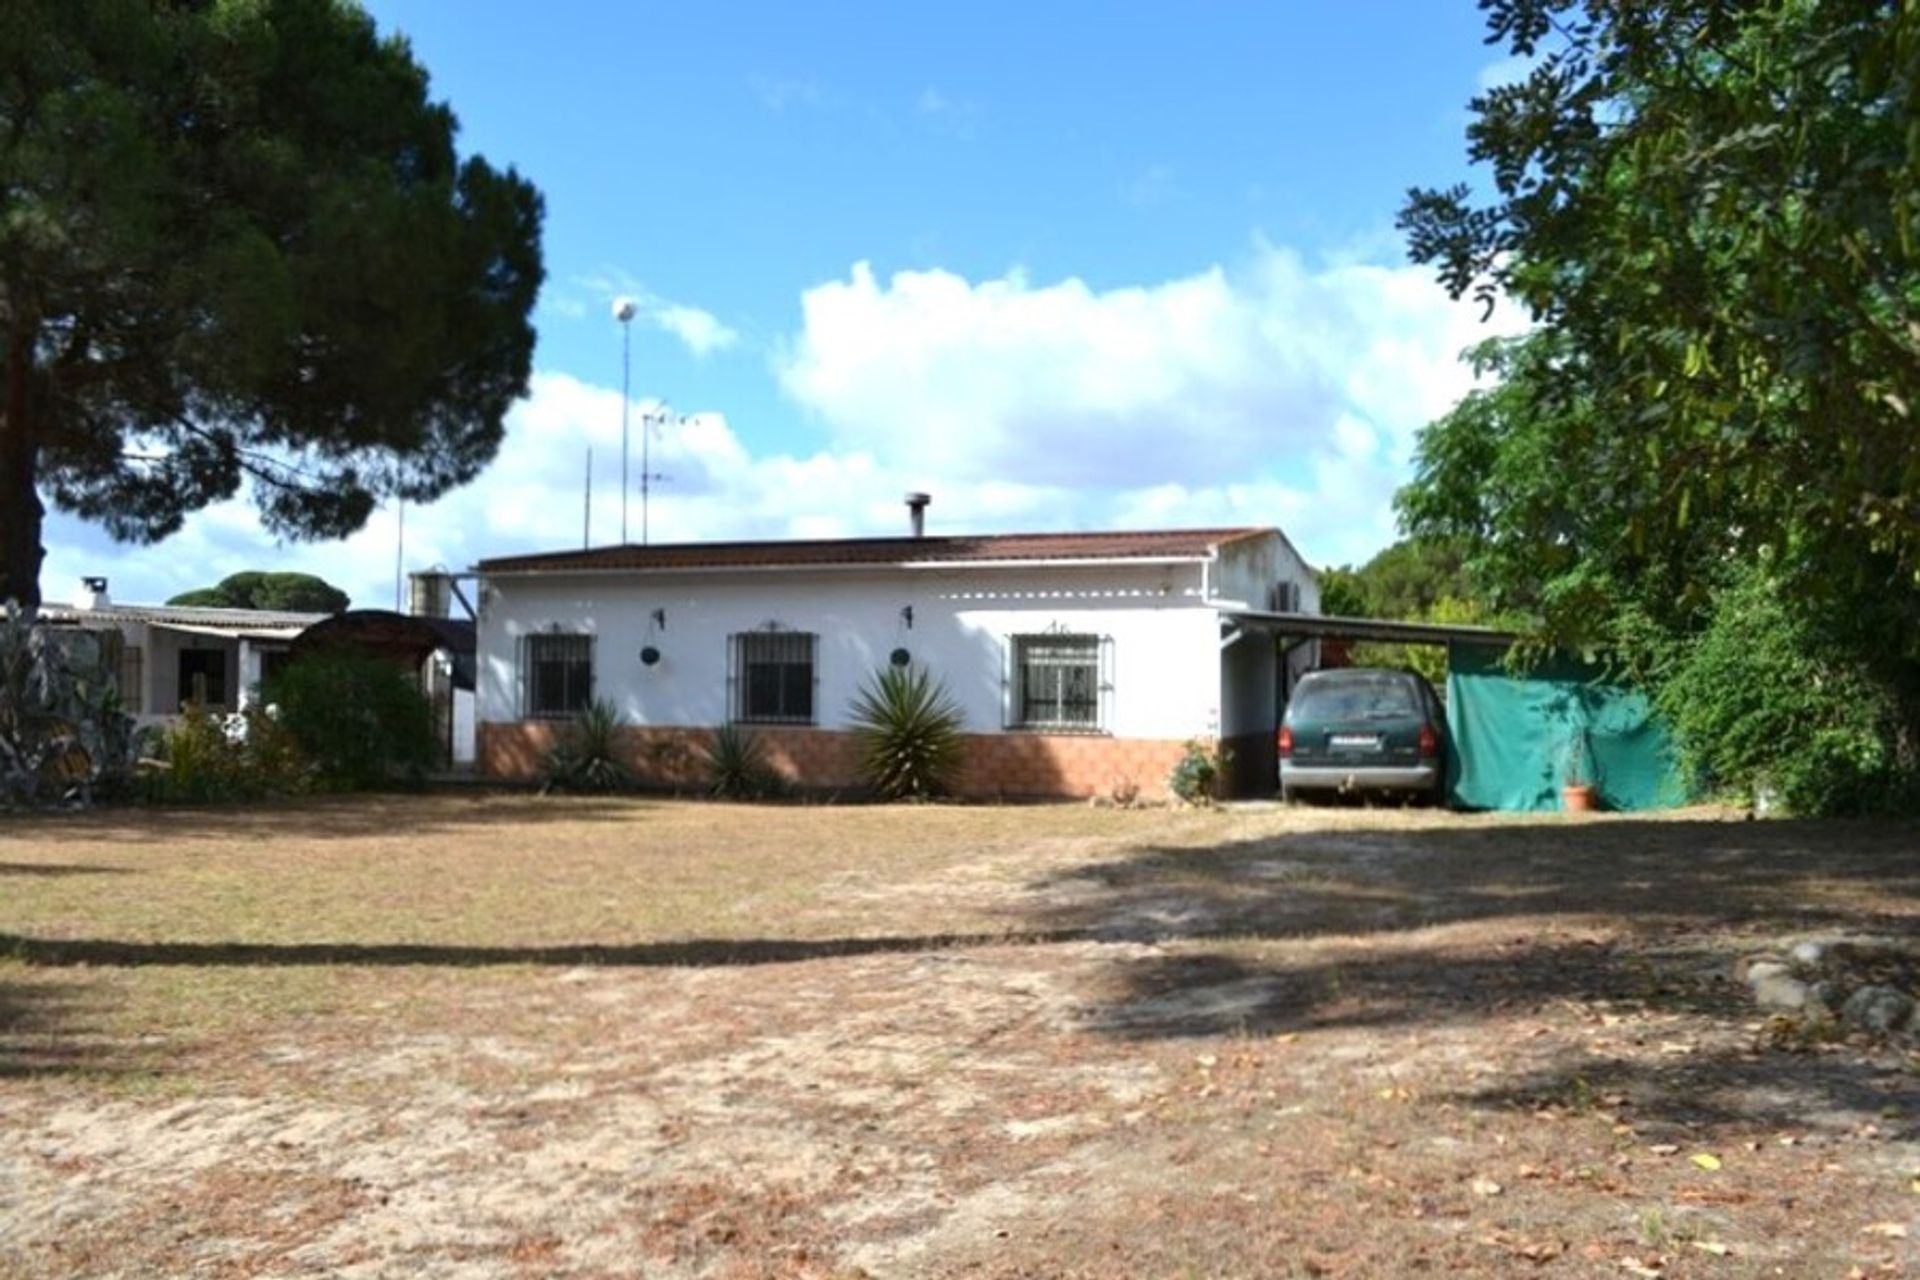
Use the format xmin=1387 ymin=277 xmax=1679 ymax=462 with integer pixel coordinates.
xmin=567 ymin=271 xmax=740 ymax=358
xmin=39 ymin=241 xmax=1523 ymax=608
xmin=750 ymin=75 xmax=822 ymax=112
xmin=914 ymin=86 xmax=981 ymax=136
xmin=651 ymin=302 xmax=739 ymax=358
xmin=774 ymin=244 xmax=1520 ymax=562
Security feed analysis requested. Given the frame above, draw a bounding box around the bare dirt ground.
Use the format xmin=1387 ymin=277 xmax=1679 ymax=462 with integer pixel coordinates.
xmin=3 ymin=794 xmax=1919 ymax=1277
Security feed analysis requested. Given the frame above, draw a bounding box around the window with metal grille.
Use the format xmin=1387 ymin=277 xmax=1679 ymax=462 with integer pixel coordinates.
xmin=522 ymin=633 xmax=593 ymax=719
xmin=118 ymin=642 xmax=144 ymax=715
xmin=730 ymin=631 xmax=816 ymax=724
xmin=1013 ymin=634 xmax=1102 ymax=729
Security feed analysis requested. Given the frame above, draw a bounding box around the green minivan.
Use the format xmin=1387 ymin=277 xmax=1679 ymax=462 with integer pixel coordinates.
xmin=1278 ymin=667 xmax=1447 ymax=804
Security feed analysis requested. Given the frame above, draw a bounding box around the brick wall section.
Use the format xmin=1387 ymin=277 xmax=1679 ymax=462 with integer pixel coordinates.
xmin=479 ymin=721 xmax=1195 ymax=800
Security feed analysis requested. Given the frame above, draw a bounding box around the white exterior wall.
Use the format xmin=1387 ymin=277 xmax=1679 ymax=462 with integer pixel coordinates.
xmin=1212 ymin=532 xmax=1320 ymax=741
xmin=1211 ymin=530 xmax=1321 ymax=615
xmin=478 ymin=562 xmax=1225 ymax=739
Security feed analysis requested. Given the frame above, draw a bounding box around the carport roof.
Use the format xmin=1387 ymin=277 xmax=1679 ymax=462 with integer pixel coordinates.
xmin=1219 ymin=608 xmax=1516 ymax=648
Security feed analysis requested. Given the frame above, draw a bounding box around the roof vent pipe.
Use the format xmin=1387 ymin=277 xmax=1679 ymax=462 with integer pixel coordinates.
xmin=905 ymin=492 xmax=931 ymax=538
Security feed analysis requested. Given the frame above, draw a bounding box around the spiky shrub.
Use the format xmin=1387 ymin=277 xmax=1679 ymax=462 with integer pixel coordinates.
xmin=849 ymin=665 xmax=965 ymax=801
xmin=543 ymin=700 xmax=633 ymax=794
xmin=703 ymin=723 xmax=785 ymax=799
xmin=0 ymin=604 xmax=135 ymax=808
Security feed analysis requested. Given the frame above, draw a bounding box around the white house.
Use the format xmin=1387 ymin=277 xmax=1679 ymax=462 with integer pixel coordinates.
xmin=474 ymin=513 xmax=1321 ymax=799
xmin=38 ymin=578 xmax=325 ymax=729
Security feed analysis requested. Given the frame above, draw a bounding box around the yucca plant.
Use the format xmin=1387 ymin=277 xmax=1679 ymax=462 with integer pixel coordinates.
xmin=542 ymin=700 xmax=633 ymax=794
xmin=703 ymin=723 xmax=784 ymax=799
xmin=849 ymin=664 xmax=965 ymax=801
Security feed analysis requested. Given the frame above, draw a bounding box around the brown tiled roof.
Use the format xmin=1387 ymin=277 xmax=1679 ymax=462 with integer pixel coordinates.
xmin=477 ymin=528 xmax=1269 ymax=575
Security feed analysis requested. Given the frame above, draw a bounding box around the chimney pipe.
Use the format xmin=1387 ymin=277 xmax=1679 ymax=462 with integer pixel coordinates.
xmin=905 ymin=492 xmax=931 ymax=538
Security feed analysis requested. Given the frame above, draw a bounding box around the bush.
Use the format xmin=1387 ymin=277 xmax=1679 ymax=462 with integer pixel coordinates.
xmin=1655 ymin=571 xmax=1905 ymax=816
xmin=703 ymin=724 xmax=785 ymax=799
xmin=141 ymin=703 xmax=312 ymax=804
xmin=264 ymin=647 xmax=439 ymax=790
xmin=1168 ymin=738 xmax=1229 ymax=805
xmin=543 ymin=700 xmax=633 ymax=794
xmin=849 ymin=665 xmax=965 ymax=800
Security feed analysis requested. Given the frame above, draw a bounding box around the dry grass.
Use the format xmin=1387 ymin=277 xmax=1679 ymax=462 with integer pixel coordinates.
xmin=3 ymin=793 xmax=1919 ymax=1277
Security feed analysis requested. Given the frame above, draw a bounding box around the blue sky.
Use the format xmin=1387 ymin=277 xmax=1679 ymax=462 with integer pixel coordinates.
xmin=42 ymin=2 xmax=1527 ymax=610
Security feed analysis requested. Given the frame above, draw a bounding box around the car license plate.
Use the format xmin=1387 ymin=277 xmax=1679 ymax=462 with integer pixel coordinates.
xmin=1330 ymin=733 xmax=1382 ymax=751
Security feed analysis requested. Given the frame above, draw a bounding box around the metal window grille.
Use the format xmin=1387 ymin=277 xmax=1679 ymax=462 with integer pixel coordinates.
xmin=118 ymin=642 xmax=144 ymax=715
xmin=522 ymin=633 xmax=594 ymax=719
xmin=1013 ymin=634 xmax=1102 ymax=729
xmin=730 ymin=631 xmax=816 ymax=724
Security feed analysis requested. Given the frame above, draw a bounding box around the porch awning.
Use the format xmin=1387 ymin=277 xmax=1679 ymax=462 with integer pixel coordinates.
xmin=149 ymin=621 xmax=309 ymax=642
xmin=1214 ymin=607 xmax=1515 ymax=648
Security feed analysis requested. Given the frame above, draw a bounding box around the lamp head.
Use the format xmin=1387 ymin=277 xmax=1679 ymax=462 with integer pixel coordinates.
xmin=613 ymin=297 xmax=639 ymax=323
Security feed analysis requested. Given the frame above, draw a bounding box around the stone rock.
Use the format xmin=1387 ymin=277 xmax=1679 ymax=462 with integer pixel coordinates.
xmin=1832 ymin=937 xmax=1908 ymax=964
xmin=1752 ymin=973 xmax=1811 ymax=1013
xmin=1739 ymin=957 xmax=1791 ymax=984
xmin=1840 ymin=985 xmax=1915 ymax=1035
xmin=1788 ymin=940 xmax=1832 ymax=972
xmin=1806 ymin=980 xmax=1848 ymax=1018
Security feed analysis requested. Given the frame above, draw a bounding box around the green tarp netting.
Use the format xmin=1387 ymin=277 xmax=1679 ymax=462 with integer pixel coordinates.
xmin=1444 ymin=644 xmax=1692 ymax=812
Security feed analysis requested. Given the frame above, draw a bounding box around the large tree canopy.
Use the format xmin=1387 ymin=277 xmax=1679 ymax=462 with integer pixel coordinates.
xmin=0 ymin=0 xmax=544 ymax=609
xmin=1397 ymin=0 xmax=1920 ymax=807
xmin=1398 ymin=0 xmax=1918 ymax=644
xmin=167 ymin=570 xmax=348 ymax=613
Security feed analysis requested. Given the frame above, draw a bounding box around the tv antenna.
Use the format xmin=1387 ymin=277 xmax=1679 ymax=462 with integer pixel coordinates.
xmin=638 ymin=404 xmax=686 ymax=545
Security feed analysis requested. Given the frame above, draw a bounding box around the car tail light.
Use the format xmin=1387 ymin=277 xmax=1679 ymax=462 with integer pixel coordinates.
xmin=1277 ymin=725 xmax=1294 ymax=757
xmin=1417 ymin=723 xmax=1439 ymax=758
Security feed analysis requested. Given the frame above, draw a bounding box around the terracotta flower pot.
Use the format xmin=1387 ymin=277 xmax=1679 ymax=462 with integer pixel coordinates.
xmin=1561 ymin=783 xmax=1599 ymax=813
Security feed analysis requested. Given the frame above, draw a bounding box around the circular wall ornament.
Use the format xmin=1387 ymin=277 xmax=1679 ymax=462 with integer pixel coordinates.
xmin=889 ymin=647 xmax=912 ymax=668
xmin=640 ymin=645 xmax=661 ymax=666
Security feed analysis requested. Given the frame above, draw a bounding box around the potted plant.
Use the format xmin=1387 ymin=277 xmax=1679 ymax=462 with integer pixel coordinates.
xmin=1559 ymin=729 xmax=1598 ymax=813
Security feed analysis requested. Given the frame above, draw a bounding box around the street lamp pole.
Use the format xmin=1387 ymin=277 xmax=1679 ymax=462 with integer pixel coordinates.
xmin=613 ymin=297 xmax=638 ymax=543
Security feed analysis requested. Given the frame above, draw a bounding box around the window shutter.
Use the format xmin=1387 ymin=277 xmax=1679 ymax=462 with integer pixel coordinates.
xmin=726 ymin=632 xmax=739 ymax=723
xmin=517 ymin=635 xmax=530 ymax=720
xmin=1099 ymin=635 xmax=1116 ymax=731
xmin=1000 ymin=637 xmax=1014 ymax=730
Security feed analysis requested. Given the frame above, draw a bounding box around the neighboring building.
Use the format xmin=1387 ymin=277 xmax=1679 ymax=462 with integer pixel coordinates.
xmin=474 ymin=513 xmax=1321 ymax=799
xmin=38 ymin=578 xmax=325 ymax=728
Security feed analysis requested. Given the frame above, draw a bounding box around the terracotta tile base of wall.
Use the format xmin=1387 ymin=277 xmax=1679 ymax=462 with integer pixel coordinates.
xmin=478 ymin=722 xmax=1198 ymax=801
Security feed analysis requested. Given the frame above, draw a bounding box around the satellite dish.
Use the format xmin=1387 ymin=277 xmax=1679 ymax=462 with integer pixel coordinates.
xmin=612 ymin=297 xmax=639 ymax=323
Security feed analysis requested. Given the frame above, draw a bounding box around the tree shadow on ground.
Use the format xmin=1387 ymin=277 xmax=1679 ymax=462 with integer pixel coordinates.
xmin=2 ymin=791 xmax=662 ymax=846
xmin=0 ymin=977 xmax=127 ymax=1080
xmin=0 ymin=929 xmax=1099 ymax=970
xmin=1080 ymin=935 xmax=1731 ymax=1040
xmin=1029 ymin=818 xmax=1920 ymax=944
xmin=1030 ymin=816 xmax=1920 ymax=1141
xmin=0 ymin=863 xmax=132 ymax=877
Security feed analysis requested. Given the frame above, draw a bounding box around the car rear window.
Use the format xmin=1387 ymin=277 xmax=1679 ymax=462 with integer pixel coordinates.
xmin=1290 ymin=673 xmax=1419 ymax=721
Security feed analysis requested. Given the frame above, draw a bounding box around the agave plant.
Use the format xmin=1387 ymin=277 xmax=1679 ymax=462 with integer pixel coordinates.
xmin=849 ymin=664 xmax=965 ymax=801
xmin=703 ymin=723 xmax=784 ymax=799
xmin=542 ymin=700 xmax=633 ymax=794
xmin=0 ymin=604 xmax=135 ymax=809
